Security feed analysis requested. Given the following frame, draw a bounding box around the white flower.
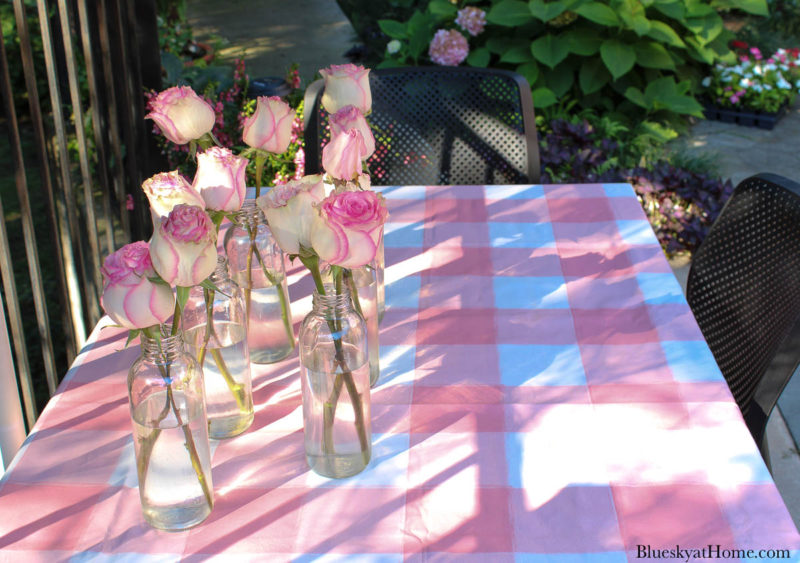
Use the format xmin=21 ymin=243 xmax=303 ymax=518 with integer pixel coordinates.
xmin=752 ymin=84 xmax=763 ymax=93
xmin=386 ymin=39 xmax=401 ymax=54
xmin=764 ymin=84 xmax=773 ymax=90
xmin=739 ymin=78 xmax=753 ymax=88
xmin=753 ymin=65 xmax=763 ymax=75
xmin=701 ymin=76 xmax=711 ymax=87
xmin=777 ymin=78 xmax=792 ymax=90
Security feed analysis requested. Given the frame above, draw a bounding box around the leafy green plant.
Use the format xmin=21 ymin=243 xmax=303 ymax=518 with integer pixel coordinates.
xmin=377 ymin=0 xmax=768 ymax=130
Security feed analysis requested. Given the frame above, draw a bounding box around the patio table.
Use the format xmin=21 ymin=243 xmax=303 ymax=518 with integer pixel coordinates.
xmin=0 ymin=183 xmax=798 ymax=561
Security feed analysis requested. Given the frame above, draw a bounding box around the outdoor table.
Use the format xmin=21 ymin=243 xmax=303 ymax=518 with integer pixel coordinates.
xmin=1 ymin=183 xmax=798 ymax=561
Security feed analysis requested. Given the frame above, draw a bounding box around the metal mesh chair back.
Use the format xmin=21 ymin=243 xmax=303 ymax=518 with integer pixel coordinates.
xmin=304 ymin=66 xmax=540 ymax=185
xmin=686 ymin=173 xmax=800 ymax=452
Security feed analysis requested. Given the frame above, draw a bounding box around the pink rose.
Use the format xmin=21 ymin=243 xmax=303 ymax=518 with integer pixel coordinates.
xmin=192 ymin=147 xmax=248 ymax=212
xmin=329 ymin=105 xmax=375 ymax=158
xmin=256 ymin=174 xmax=326 ymax=255
xmin=320 ymin=64 xmax=372 ymax=114
xmin=322 ymin=129 xmax=367 ymax=182
xmin=310 ymin=190 xmax=388 ymax=268
xmin=429 ymin=29 xmax=469 ymax=66
xmin=142 ymin=171 xmax=206 ymax=224
xmin=149 ymin=204 xmax=218 ymax=287
xmin=146 ymin=86 xmax=216 ymax=145
xmin=101 ymin=241 xmax=175 ymax=330
xmin=242 ymin=96 xmax=295 ymax=154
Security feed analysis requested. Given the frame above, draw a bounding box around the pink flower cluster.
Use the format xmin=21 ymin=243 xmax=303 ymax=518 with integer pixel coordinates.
xmin=455 ymin=7 xmax=486 ymax=37
xmin=428 ymin=29 xmax=469 ymax=67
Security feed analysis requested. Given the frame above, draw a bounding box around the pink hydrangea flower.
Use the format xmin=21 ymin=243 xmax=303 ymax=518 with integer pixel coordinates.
xmin=428 ymin=29 xmax=469 ymax=67
xmin=455 ymin=7 xmax=486 ymax=37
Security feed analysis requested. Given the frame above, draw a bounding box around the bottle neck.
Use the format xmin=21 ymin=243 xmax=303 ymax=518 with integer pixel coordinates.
xmin=312 ymin=285 xmax=354 ymax=317
xmin=140 ymin=329 xmax=185 ymax=362
xmin=235 ymin=199 xmax=265 ymax=229
xmin=208 ymin=255 xmax=230 ymax=285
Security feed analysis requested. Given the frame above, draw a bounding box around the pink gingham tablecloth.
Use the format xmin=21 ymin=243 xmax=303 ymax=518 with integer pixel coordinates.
xmin=1 ymin=183 xmax=798 ymax=562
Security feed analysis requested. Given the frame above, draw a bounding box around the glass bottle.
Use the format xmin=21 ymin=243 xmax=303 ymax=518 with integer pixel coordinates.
xmin=128 ymin=328 xmax=213 ymax=531
xmin=299 ymin=285 xmax=371 ymax=478
xmin=376 ymin=237 xmax=385 ymax=324
xmin=183 ymin=256 xmax=254 ymax=439
xmin=224 ymin=200 xmax=295 ymax=363
xmin=322 ymin=265 xmax=380 ymax=387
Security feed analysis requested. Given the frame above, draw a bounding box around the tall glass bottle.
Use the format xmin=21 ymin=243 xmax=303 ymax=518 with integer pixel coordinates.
xmin=183 ymin=256 xmax=254 ymax=439
xmin=299 ymin=285 xmax=371 ymax=478
xmin=224 ymin=200 xmax=295 ymax=363
xmin=128 ymin=328 xmax=213 ymax=531
xmin=376 ymin=237 xmax=385 ymax=324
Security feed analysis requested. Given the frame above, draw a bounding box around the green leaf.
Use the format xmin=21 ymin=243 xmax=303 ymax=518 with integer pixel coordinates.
xmin=617 ymin=0 xmax=651 ymax=35
xmin=531 ymin=86 xmax=558 ymax=107
xmin=731 ymin=0 xmax=768 ymax=15
xmin=148 ymin=275 xmax=171 ymax=287
xmin=685 ymin=2 xmax=714 ymax=17
xmin=685 ymin=36 xmax=715 ymax=64
xmin=575 ymin=2 xmax=620 ymax=26
xmin=685 ymin=13 xmax=723 ymax=46
xmin=635 ymin=41 xmax=675 ymax=70
xmin=161 ymin=51 xmax=184 ymax=86
xmin=125 ymin=329 xmax=141 ymax=349
xmin=652 ymin=0 xmax=684 ymax=19
xmin=467 ymin=47 xmax=491 ymax=67
xmin=529 ymin=0 xmax=567 ymax=22
xmin=579 ymin=58 xmax=611 ymax=94
xmin=563 ymin=28 xmax=602 ymax=55
xmin=378 ymin=19 xmax=407 ymax=39
xmin=545 ymin=64 xmax=575 ymax=97
xmin=485 ymin=37 xmax=512 ymax=54
xmin=176 ymin=286 xmax=191 ymax=313
xmin=600 ymin=39 xmax=636 ymax=80
xmin=428 ymin=0 xmax=458 ymax=17
xmin=530 ymin=34 xmax=570 ymax=68
xmin=500 ymin=43 xmax=534 ymax=63
xmin=624 ymin=86 xmax=648 ymax=108
xmin=516 ymin=60 xmax=540 ymax=84
xmin=487 ymin=0 xmax=535 ymax=26
xmin=639 ymin=120 xmax=679 ymax=142
xmin=646 ymin=20 xmax=685 ymax=48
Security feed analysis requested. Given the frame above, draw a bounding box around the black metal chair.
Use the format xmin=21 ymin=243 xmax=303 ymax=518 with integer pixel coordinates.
xmin=303 ymin=66 xmax=540 ymax=185
xmin=686 ymin=173 xmax=800 ymax=463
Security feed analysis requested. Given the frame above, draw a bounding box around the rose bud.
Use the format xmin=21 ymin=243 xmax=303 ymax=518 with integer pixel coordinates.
xmin=310 ymin=189 xmax=388 ymax=268
xmin=192 ymin=147 xmax=248 ymax=212
xmin=320 ymin=64 xmax=372 ymax=115
xmin=149 ymin=204 xmax=218 ymax=287
xmin=329 ymin=105 xmax=375 ymax=158
xmin=242 ymin=96 xmax=295 ymax=154
xmin=256 ymin=175 xmax=326 ymax=255
xmin=146 ymin=86 xmax=216 ymax=145
xmin=142 ymin=171 xmax=206 ymax=225
xmin=101 ymin=241 xmax=175 ymax=330
xmin=322 ymin=129 xmax=368 ymax=182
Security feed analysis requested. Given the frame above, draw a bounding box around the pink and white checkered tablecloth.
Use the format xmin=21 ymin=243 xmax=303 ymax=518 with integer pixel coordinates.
xmin=1 ymin=183 xmax=798 ymax=562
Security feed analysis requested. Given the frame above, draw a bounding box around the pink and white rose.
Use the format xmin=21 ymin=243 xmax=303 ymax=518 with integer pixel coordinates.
xmin=320 ymin=64 xmax=372 ymax=115
xmin=149 ymin=204 xmax=218 ymax=287
xmin=329 ymin=105 xmax=375 ymax=158
xmin=257 ymin=175 xmax=326 ymax=255
xmin=142 ymin=171 xmax=206 ymax=224
xmin=101 ymin=241 xmax=175 ymax=330
xmin=146 ymin=86 xmax=216 ymax=145
xmin=242 ymin=96 xmax=295 ymax=154
xmin=310 ymin=189 xmax=388 ymax=268
xmin=322 ymin=129 xmax=368 ymax=181
xmin=192 ymin=147 xmax=248 ymax=212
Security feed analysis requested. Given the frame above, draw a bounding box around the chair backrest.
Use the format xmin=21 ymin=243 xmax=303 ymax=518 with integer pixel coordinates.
xmin=303 ymin=66 xmax=540 ymax=185
xmin=686 ymin=173 xmax=800 ymax=453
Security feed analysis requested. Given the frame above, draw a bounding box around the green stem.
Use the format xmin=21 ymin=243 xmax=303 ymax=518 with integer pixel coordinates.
xmin=251 ymin=242 xmax=295 ymax=349
xmin=255 ymin=151 xmax=267 ymax=199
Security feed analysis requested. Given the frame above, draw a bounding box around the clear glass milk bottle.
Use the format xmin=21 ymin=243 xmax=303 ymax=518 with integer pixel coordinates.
xmin=224 ymin=200 xmax=295 ymax=363
xmin=128 ymin=328 xmax=214 ymax=531
xmin=183 ymin=256 xmax=254 ymax=439
xmin=299 ymin=285 xmax=371 ymax=478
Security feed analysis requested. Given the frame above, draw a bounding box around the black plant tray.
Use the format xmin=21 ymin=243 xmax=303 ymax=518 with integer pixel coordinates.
xmin=702 ymin=101 xmax=788 ymax=130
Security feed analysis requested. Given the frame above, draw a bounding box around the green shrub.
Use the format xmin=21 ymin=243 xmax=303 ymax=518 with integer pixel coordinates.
xmin=378 ymin=0 xmax=768 ymax=130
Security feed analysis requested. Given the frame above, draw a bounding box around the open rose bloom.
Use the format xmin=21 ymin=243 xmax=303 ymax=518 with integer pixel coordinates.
xmin=310 ymin=189 xmax=388 ymax=268
xmin=256 ymin=175 xmax=326 ymax=255
xmin=320 ymin=64 xmax=372 ymax=115
xmin=101 ymin=241 xmax=175 ymax=330
xmin=149 ymin=204 xmax=218 ymax=287
xmin=142 ymin=171 xmax=206 ymax=225
xmin=146 ymin=86 xmax=216 ymax=145
xmin=193 ymin=147 xmax=248 ymax=212
xmin=242 ymin=96 xmax=295 ymax=154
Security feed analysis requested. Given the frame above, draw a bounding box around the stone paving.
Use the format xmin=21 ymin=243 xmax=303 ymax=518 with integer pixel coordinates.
xmin=187 ymin=0 xmax=800 ymax=529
